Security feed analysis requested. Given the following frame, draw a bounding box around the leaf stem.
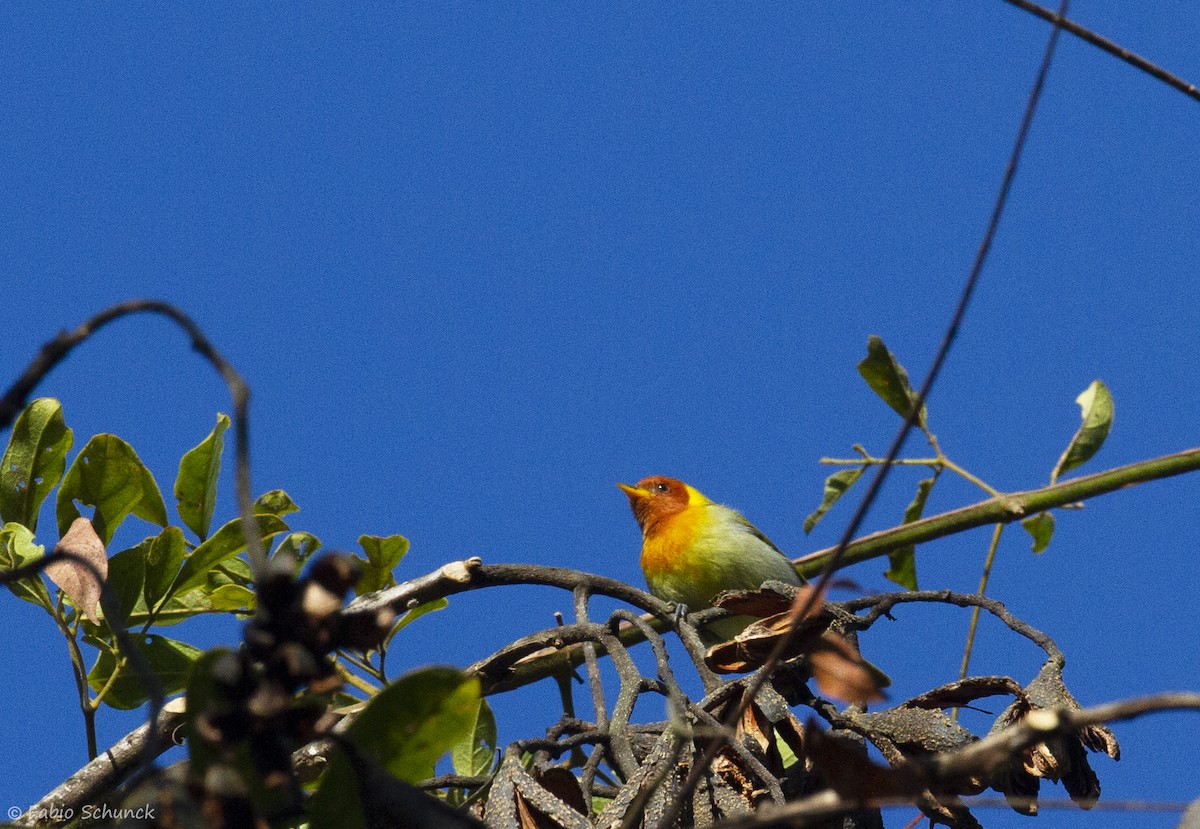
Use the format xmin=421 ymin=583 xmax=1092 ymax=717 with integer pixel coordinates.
xmin=333 ymin=660 xmax=381 ymax=697
xmin=89 ymin=652 xmax=128 ymax=711
xmin=821 ymin=453 xmax=1001 ymax=497
xmin=49 ymin=592 xmax=98 ymax=759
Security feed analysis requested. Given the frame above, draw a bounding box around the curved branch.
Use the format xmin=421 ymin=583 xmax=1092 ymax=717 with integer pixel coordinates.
xmin=0 ymin=299 xmax=264 ymax=577
xmin=840 ymin=589 xmax=1063 ymax=666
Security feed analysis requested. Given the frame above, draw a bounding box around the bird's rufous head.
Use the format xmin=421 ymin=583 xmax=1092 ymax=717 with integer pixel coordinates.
xmin=617 ymin=475 xmax=692 ymax=534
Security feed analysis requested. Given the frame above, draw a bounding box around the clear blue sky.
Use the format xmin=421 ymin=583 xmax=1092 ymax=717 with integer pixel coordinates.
xmin=2 ymin=4 xmax=1198 ymax=826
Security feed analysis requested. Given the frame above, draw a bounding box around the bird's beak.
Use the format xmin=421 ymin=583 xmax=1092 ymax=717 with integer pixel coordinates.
xmin=617 ymin=482 xmax=651 ymax=500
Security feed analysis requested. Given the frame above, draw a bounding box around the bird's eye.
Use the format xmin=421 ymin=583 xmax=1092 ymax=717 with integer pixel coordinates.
xmin=654 ymin=482 xmax=670 ymax=493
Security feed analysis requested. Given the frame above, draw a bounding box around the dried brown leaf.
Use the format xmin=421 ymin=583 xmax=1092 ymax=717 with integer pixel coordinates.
xmin=711 ymin=749 xmax=759 ymax=808
xmin=705 ymin=611 xmax=828 ymax=673
xmin=515 ymin=789 xmax=545 ymax=829
xmin=48 ymin=517 xmax=107 ymax=623
xmin=1080 ymin=723 xmax=1121 ymax=760
xmin=805 ymin=720 xmax=923 ymax=800
xmin=711 ymin=589 xmax=791 ymax=619
xmin=737 ymin=701 xmax=771 ymax=754
xmin=534 ymin=768 xmax=587 ymax=816
xmin=808 ymin=632 xmax=888 ymax=706
xmin=712 ymin=584 xmax=828 ymax=623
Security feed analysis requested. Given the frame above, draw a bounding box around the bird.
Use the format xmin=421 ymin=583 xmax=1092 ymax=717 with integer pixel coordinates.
xmin=617 ymin=475 xmax=803 ymax=642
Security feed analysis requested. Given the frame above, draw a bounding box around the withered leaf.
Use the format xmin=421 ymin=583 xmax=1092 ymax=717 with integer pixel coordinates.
xmin=48 ymin=516 xmax=107 ymax=623
xmin=515 ymin=790 xmax=547 ymax=829
xmin=902 ymin=676 xmax=1026 ymax=711
xmin=805 ymin=720 xmax=924 ymax=800
xmin=737 ymin=700 xmax=772 ymax=754
xmin=1080 ymin=723 xmax=1121 ymax=761
xmin=496 ymin=756 xmax=591 ymax=829
xmin=711 ymin=589 xmax=792 ymax=619
xmin=534 ymin=767 xmax=588 ymax=817
xmin=705 ymin=612 xmax=825 ymax=673
xmin=712 ymin=584 xmax=827 ymax=623
xmin=808 ymin=632 xmax=888 ymax=706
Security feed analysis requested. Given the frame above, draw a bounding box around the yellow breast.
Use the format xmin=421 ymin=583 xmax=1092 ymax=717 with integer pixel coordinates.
xmin=640 ymin=504 xmax=705 ymax=580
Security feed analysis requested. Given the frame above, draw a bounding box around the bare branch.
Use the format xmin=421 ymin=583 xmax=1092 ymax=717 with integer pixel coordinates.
xmin=1003 ymin=0 xmax=1200 ymax=103
xmin=840 ymin=589 xmax=1064 ymax=666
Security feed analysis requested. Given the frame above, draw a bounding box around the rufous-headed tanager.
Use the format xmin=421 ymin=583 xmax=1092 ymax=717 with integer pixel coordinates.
xmin=618 ymin=475 xmax=803 ymax=642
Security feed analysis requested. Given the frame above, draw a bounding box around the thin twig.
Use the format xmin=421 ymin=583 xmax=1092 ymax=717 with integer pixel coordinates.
xmin=0 ymin=300 xmax=263 ymax=575
xmin=957 ymin=522 xmax=1006 ymax=687
xmin=574 ymin=587 xmax=609 ymax=732
xmin=1003 ymin=0 xmax=1200 ymax=103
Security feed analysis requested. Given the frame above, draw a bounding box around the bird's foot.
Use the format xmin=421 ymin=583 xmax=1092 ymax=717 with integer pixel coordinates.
xmin=673 ymin=602 xmax=690 ymax=627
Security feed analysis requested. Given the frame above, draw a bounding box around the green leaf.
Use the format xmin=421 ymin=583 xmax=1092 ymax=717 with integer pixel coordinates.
xmin=168 ymin=514 xmax=288 ymax=600
xmin=273 ymin=531 xmax=321 ymax=565
xmin=1022 ymin=512 xmax=1055 ymax=554
xmin=0 ymin=522 xmax=53 ymax=610
xmin=309 ymin=668 xmax=481 ymax=828
xmin=856 ymin=335 xmax=927 ymax=429
xmin=255 ymin=489 xmax=300 ymax=517
xmin=56 ymin=435 xmax=168 ymax=546
xmin=128 ymin=589 xmax=215 ymax=628
xmin=105 ymin=543 xmax=148 ymax=628
xmin=88 ymin=634 xmax=202 ymax=709
xmin=884 ymin=477 xmax=935 ymax=590
xmin=208 ymin=557 xmax=253 ymax=589
xmin=1051 ymin=380 xmax=1114 ymax=483
xmin=803 ymin=468 xmax=864 ymax=533
xmin=208 ymin=583 xmax=256 ymax=612
xmin=354 ymin=534 xmax=410 ymax=596
xmin=384 ymin=598 xmax=449 ymax=650
xmin=144 ymin=527 xmax=186 ymax=610
xmin=0 ymin=398 xmax=74 ymax=532
xmin=174 ymin=414 xmax=229 ymax=542
xmin=451 ymin=697 xmax=497 ymax=778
